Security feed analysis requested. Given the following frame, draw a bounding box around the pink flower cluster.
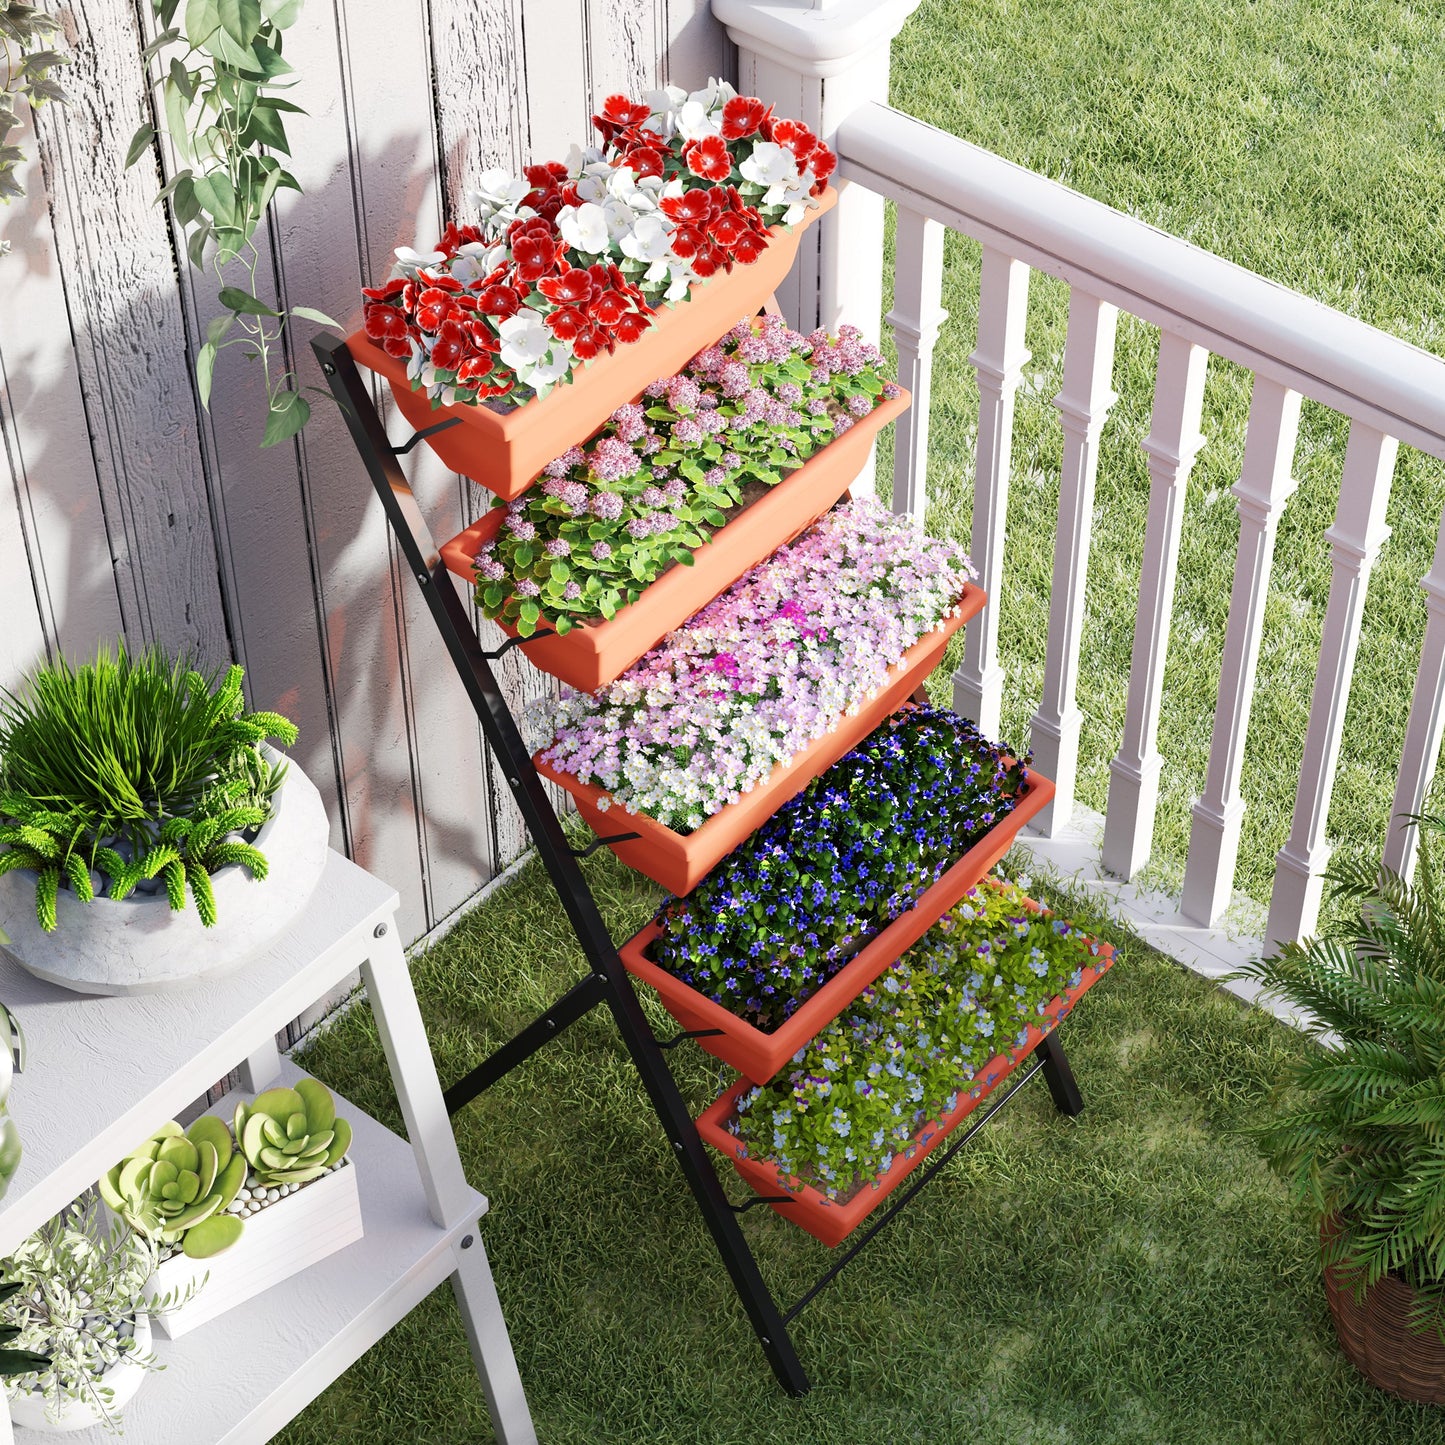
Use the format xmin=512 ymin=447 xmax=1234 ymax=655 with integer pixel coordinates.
xmin=528 ymin=499 xmax=976 ymax=833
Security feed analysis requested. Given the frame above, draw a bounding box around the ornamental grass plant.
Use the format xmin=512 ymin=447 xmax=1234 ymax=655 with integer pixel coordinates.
xmin=653 ymin=706 xmax=1028 ymax=1030
xmin=1231 ymin=811 xmax=1445 ymax=1338
xmin=730 ymin=879 xmax=1105 ymax=1198
xmin=0 ymin=644 xmax=297 ymax=930
xmin=531 ymin=500 xmax=973 ymax=831
xmin=475 ymin=317 xmax=899 ymax=636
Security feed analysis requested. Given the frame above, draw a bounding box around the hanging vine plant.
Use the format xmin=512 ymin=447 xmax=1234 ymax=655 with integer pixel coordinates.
xmin=0 ymin=2 xmax=71 ymax=254
xmin=126 ymin=0 xmax=335 ymax=447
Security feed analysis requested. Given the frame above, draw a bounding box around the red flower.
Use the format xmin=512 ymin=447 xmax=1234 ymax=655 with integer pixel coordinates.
xmin=363 ymin=302 xmax=409 ymax=342
xmin=430 ymin=318 xmax=466 ymax=370
xmin=538 ymin=267 xmax=596 ymax=306
xmin=769 ymin=118 xmax=817 ymax=161
xmin=614 ymin=311 xmax=652 ymax=345
xmin=588 ymin=289 xmax=631 ymax=327
xmin=809 ymin=146 xmax=837 ymax=183
xmin=691 ymin=244 xmax=726 ymax=279
xmin=545 ymin=307 xmax=588 ymax=341
xmin=669 ymin=225 xmax=703 ymax=259
xmin=416 ymin=288 xmax=457 ymax=331
xmin=382 ymin=333 xmax=411 ymax=358
xmin=708 ymin=211 xmax=752 ymax=248
xmin=465 ymin=320 xmax=499 ymax=352
xmin=457 ymin=353 xmax=496 ymax=383
xmin=512 ymin=222 xmax=563 ymax=284
xmin=362 ymin=279 xmax=407 ymax=302
xmin=660 ymin=191 xmax=712 ymax=225
xmin=524 ymin=161 xmax=569 ymax=188
xmin=572 ymin=324 xmax=612 ymax=361
xmin=476 ymin=284 xmax=521 ymax=319
xmin=602 ymin=94 xmax=650 ymax=127
xmin=732 ymin=231 xmax=767 ymax=265
xmin=720 ymin=95 xmax=767 ymax=140
xmin=623 ymin=143 xmax=665 ymax=178
xmin=683 ymin=135 xmax=733 ymax=183
xmin=437 ymin=222 xmax=485 ymax=255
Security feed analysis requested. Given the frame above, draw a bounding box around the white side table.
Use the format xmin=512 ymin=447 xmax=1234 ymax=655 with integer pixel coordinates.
xmin=0 ymin=851 xmax=536 ymax=1444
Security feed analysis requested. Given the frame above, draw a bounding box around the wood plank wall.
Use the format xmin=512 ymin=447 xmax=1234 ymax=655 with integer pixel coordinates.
xmin=0 ymin=1 xmax=731 ymax=948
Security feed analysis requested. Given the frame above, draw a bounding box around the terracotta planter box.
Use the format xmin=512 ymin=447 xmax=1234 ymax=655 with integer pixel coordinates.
xmin=441 ymin=386 xmax=912 ymax=693
xmin=619 ymin=766 xmax=1056 ymax=1084
xmin=534 ymin=585 xmax=985 ymax=894
xmin=347 ymin=189 xmax=837 ymax=500
xmin=696 ymin=939 xmax=1115 ymax=1247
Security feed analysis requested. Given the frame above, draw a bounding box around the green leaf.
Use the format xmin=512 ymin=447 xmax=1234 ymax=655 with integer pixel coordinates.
xmin=206 ymin=312 xmax=235 ymax=345
xmin=554 ymin=614 xmax=573 ymax=637
xmin=190 ymin=169 xmax=236 ymax=224
xmin=218 ymin=285 xmax=280 ymax=317
xmin=241 ymin=102 xmax=289 ymax=152
xmin=195 ymin=341 xmax=217 ymax=408
xmin=183 ymin=0 xmax=221 ymax=46
xmin=168 ymin=56 xmax=195 ymax=100
xmin=163 ymin=75 xmax=191 ymax=160
xmin=240 ymin=39 xmax=294 ymax=78
xmin=290 ymin=305 xmax=340 ymax=328
xmin=218 ymin=0 xmax=262 ymax=46
xmin=185 ymin=220 xmax=212 ymax=268
xmin=261 ymin=390 xmax=309 ymax=447
xmin=262 ymin=0 xmax=304 ymax=26
xmin=256 ymin=95 xmax=305 ymax=113
xmin=519 ymin=600 xmax=541 ymax=626
xmin=514 ymin=543 xmax=534 ymax=569
xmin=142 ymin=26 xmax=183 ymax=63
xmin=156 ymin=167 xmax=194 ymax=205
xmin=124 ymin=123 xmax=156 ymax=169
xmin=213 ymin=225 xmax=248 ymax=263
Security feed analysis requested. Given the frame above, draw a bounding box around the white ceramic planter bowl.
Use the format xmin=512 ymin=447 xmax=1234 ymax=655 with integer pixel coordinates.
xmin=0 ymin=749 xmax=330 ymax=996
xmin=147 ymin=1158 xmax=363 ymax=1339
xmin=7 ymin=1313 xmax=151 ymax=1433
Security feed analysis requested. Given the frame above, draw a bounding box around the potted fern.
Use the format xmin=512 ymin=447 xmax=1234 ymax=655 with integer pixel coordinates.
xmin=1232 ymin=812 xmax=1445 ymax=1404
xmin=0 ymin=644 xmax=330 ymax=995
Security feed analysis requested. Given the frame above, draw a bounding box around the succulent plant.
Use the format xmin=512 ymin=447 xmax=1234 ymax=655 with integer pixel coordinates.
xmin=98 ymin=1117 xmax=246 ymax=1260
xmin=234 ymin=1079 xmax=351 ymax=1188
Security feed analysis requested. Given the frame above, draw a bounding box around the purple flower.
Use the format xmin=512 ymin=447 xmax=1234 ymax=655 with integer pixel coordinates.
xmin=544 ymin=538 xmax=571 ymax=557
xmin=847 ymin=393 xmax=874 ymax=417
xmin=514 ymin=578 xmax=541 ymax=597
xmin=589 ymin=491 xmax=625 ymax=521
xmin=591 ymin=541 xmax=613 ymax=561
xmin=505 ymin=517 xmax=537 ymax=541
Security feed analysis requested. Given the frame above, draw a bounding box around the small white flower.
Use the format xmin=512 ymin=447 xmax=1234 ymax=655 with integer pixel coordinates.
xmin=394 ymin=245 xmax=446 ymax=272
xmin=557 ymin=202 xmax=611 ymax=255
xmin=675 ymin=98 xmax=721 ymax=142
xmin=741 ymin=141 xmax=799 ymax=188
xmin=563 ymin=142 xmax=604 ymax=173
xmin=498 ymin=313 xmax=552 ymax=370
xmin=529 ymin=344 xmax=573 ymax=388
xmin=604 ymin=199 xmax=641 ymax=241
xmin=620 ymin=213 xmax=673 ymax=264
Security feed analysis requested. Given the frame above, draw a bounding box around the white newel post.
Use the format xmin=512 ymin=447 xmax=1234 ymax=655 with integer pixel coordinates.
xmin=1101 ymin=332 xmax=1208 ymax=879
xmin=712 ymin=0 xmax=924 ymax=488
xmin=1266 ymin=423 xmax=1398 ymax=951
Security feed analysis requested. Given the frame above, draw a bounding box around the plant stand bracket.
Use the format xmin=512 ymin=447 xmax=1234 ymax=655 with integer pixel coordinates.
xmin=317 ymin=334 xmax=1089 ymax=1397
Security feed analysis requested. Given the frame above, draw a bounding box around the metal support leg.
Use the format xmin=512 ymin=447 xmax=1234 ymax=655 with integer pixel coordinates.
xmin=315 ymin=334 xmax=811 ymax=1397
xmin=238 ymin=1035 xmax=282 ymax=1092
xmin=1035 ymin=1032 xmax=1084 ymax=1116
xmin=450 ymin=1229 xmax=539 ymax=1445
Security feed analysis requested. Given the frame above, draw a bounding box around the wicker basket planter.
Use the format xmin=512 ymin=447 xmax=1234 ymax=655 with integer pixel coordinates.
xmin=1322 ymin=1221 xmax=1445 ymax=1404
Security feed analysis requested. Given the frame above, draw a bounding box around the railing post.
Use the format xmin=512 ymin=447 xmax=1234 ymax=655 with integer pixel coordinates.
xmin=955 ymin=248 xmax=1030 ymax=739
xmin=712 ymin=1 xmax=923 ymax=343
xmin=1266 ymin=423 xmax=1398 ymax=951
xmin=1030 ymin=290 xmax=1118 ymax=835
xmin=886 ymin=205 xmax=947 ymax=519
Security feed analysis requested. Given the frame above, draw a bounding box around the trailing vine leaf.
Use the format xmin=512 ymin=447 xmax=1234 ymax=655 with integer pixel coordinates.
xmin=127 ymin=0 xmax=334 ymax=445
xmin=0 ymin=2 xmax=71 ymax=254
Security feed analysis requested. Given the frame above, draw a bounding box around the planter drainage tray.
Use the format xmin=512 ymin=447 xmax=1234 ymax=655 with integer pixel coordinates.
xmin=442 ymin=386 xmax=911 ymax=692
xmin=348 ymin=188 xmax=836 ymax=499
xmin=697 ymin=933 xmax=1115 ymax=1247
xmin=619 ymin=766 xmax=1055 ymax=1084
xmin=534 ymin=582 xmax=984 ymax=895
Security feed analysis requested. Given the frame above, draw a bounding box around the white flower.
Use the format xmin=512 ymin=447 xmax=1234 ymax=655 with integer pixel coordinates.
xmin=620 ymin=213 xmax=673 ymax=264
xmin=687 ymin=78 xmax=736 ymax=113
xmin=448 ymin=240 xmax=504 ymax=287
xmin=498 ymin=313 xmax=553 ymax=370
xmin=675 ymin=98 xmax=721 ymax=142
xmin=529 ymin=344 xmax=572 ymax=388
xmin=467 ymin=167 xmax=530 ymax=228
xmin=557 ymin=202 xmax=611 ymax=255
xmin=563 ymin=142 xmax=604 ymax=173
xmin=394 ymin=245 xmax=446 ymax=273
xmin=741 ymin=141 xmax=799 ymax=188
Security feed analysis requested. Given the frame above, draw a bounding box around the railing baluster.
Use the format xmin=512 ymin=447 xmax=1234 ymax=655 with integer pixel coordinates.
xmin=1181 ymin=378 xmax=1302 ymax=925
xmin=1266 ymin=423 xmax=1398 ymax=949
xmin=1030 ymin=290 xmax=1118 ymax=834
xmin=1383 ymin=509 xmax=1445 ymax=879
xmin=954 ymin=248 xmax=1030 ymax=739
xmin=885 ymin=205 xmax=947 ymax=520
xmin=1102 ymin=333 xmax=1208 ymax=879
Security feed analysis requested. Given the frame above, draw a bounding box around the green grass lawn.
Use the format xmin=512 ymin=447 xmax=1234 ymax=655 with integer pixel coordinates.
xmin=279 ymin=844 xmax=1443 ymax=1444
xmin=279 ymin=4 xmax=1445 ymax=1439
xmin=889 ymin=0 xmax=1445 ymax=914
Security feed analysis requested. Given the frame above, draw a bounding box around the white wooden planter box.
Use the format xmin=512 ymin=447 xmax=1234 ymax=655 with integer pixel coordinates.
xmin=148 ymin=1160 xmax=363 ymax=1340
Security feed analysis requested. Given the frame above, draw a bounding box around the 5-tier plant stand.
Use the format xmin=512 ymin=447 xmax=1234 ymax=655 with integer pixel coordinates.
xmin=316 ymin=313 xmax=1093 ymax=1396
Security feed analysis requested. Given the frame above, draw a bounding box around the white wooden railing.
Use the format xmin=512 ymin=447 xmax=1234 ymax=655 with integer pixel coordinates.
xmin=714 ymin=0 xmax=1445 ymax=979
xmin=833 ymin=101 xmax=1445 ymax=956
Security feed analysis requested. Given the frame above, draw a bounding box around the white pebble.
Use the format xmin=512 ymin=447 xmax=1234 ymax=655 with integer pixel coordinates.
xmin=266 ymin=1189 xmax=280 ymax=1203
xmin=237 ymin=1188 xmax=251 ymax=1202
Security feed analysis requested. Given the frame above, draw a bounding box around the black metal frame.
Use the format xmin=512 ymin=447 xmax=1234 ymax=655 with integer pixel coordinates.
xmin=315 ymin=334 xmax=1086 ymax=1396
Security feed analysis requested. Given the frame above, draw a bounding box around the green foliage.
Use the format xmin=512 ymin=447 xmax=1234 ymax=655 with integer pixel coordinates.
xmin=97 ymin=1116 xmax=247 ymax=1260
xmin=234 ymin=1077 xmax=351 ymax=1187
xmin=0 ymin=1196 xmax=193 ymax=1432
xmin=732 ymin=880 xmax=1106 ymax=1198
xmin=1230 ymin=813 xmax=1445 ymax=1338
xmin=0 ymin=641 xmax=297 ymax=931
xmin=126 ymin=0 xmax=335 ymax=446
xmin=0 ymin=3 xmax=70 ymax=251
